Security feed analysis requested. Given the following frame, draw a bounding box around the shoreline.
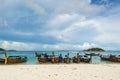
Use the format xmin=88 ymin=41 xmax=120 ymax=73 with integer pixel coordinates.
xmin=0 ymin=61 xmax=120 ymax=65
xmin=0 ymin=62 xmax=120 ymax=66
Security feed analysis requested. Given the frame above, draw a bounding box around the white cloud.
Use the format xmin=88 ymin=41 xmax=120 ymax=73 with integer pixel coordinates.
xmin=54 ymin=0 xmax=104 ymax=15
xmin=48 ymin=14 xmax=82 ymax=26
xmin=0 ymin=0 xmax=46 ymax=15
xmin=1 ymin=0 xmax=120 ymax=50
xmin=45 ymin=7 xmax=120 ymax=47
xmin=44 ymin=0 xmax=105 ymax=43
xmin=44 ymin=16 xmax=100 ymax=43
xmin=24 ymin=0 xmax=46 ymax=15
xmin=1 ymin=41 xmax=34 ymax=50
xmin=62 ymin=19 xmax=98 ymax=33
xmin=81 ymin=42 xmax=98 ymax=50
xmin=93 ymin=13 xmax=120 ymax=44
xmin=0 ymin=40 xmax=100 ymax=50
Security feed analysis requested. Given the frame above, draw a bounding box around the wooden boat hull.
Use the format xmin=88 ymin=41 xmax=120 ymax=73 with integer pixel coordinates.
xmin=81 ymin=55 xmax=91 ymax=63
xmin=0 ymin=58 xmax=5 ymax=64
xmin=0 ymin=51 xmax=27 ymax=64
xmin=37 ymin=57 xmax=49 ymax=63
xmin=83 ymin=58 xmax=91 ymax=63
xmin=72 ymin=58 xmax=81 ymax=63
xmin=64 ymin=58 xmax=71 ymax=63
xmin=37 ymin=57 xmax=59 ymax=63
xmin=7 ymin=56 xmax=27 ymax=64
xmin=101 ymin=56 xmax=120 ymax=62
xmin=51 ymin=58 xmax=59 ymax=63
xmin=35 ymin=52 xmax=51 ymax=63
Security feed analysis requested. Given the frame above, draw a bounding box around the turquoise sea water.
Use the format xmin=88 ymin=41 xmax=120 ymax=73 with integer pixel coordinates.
xmin=0 ymin=50 xmax=120 ymax=64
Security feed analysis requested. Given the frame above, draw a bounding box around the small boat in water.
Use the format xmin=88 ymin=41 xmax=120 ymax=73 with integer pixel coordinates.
xmin=64 ymin=53 xmax=72 ymax=63
xmin=72 ymin=53 xmax=81 ymax=63
xmin=72 ymin=56 xmax=80 ymax=63
xmin=0 ymin=51 xmax=6 ymax=64
xmin=64 ymin=56 xmax=71 ymax=64
xmin=0 ymin=51 xmax=27 ymax=64
xmin=81 ymin=55 xmax=91 ymax=63
xmin=35 ymin=51 xmax=61 ymax=63
xmin=35 ymin=52 xmax=91 ymax=64
xmin=100 ymin=54 xmax=120 ymax=62
xmin=51 ymin=51 xmax=59 ymax=63
xmin=7 ymin=56 xmax=27 ymax=64
xmin=0 ymin=58 xmax=5 ymax=64
xmin=35 ymin=52 xmax=50 ymax=63
xmin=85 ymin=53 xmax=100 ymax=56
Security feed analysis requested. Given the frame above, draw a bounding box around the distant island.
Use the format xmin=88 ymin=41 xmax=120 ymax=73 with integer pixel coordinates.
xmin=0 ymin=48 xmax=5 ymax=51
xmin=84 ymin=48 xmax=105 ymax=52
xmin=7 ymin=50 xmax=17 ymax=52
xmin=0 ymin=48 xmax=17 ymax=52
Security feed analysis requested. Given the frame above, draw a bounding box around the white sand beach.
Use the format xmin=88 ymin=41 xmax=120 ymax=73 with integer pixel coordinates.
xmin=0 ymin=64 xmax=120 ymax=80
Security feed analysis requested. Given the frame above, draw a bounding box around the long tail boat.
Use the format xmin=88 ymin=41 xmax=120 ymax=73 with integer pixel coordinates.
xmin=64 ymin=55 xmax=71 ymax=63
xmin=0 ymin=51 xmax=6 ymax=64
xmin=35 ymin=51 xmax=60 ymax=63
xmin=72 ymin=56 xmax=80 ymax=63
xmin=100 ymin=55 xmax=120 ymax=62
xmin=35 ymin=52 xmax=50 ymax=63
xmin=0 ymin=51 xmax=27 ymax=64
xmin=51 ymin=51 xmax=59 ymax=63
xmin=0 ymin=58 xmax=5 ymax=64
xmin=7 ymin=56 xmax=27 ymax=64
xmin=72 ymin=53 xmax=81 ymax=63
xmin=81 ymin=55 xmax=91 ymax=63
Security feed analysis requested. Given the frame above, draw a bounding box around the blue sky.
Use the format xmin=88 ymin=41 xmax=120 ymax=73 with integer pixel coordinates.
xmin=0 ymin=0 xmax=120 ymax=50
